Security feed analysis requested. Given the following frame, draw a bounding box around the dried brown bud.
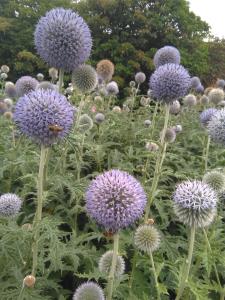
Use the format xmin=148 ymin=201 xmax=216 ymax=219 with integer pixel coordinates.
xmin=23 ymin=275 xmax=36 ymax=288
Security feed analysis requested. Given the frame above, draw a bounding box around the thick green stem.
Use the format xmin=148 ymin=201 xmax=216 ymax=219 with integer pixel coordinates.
xmin=107 ymin=233 xmax=120 ymax=300
xmin=31 ymin=145 xmax=48 ymax=276
xmin=176 ymin=224 xmax=196 ymax=300
xmin=58 ymin=69 xmax=64 ymax=93
xmin=204 ymin=135 xmax=211 ymax=172
xmin=144 ymin=104 xmax=170 ymax=221
xmin=129 ymin=251 xmax=137 ymax=289
xmin=149 ymin=250 xmax=161 ymax=300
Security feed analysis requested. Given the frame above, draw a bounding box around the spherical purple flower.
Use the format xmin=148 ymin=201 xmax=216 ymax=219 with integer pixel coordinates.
xmin=34 ymin=8 xmax=92 ymax=71
xmin=190 ymin=76 xmax=201 ymax=89
xmin=85 ymin=169 xmax=147 ymax=232
xmin=135 ymin=72 xmax=146 ymax=84
xmin=15 ymin=76 xmax=39 ymax=97
xmin=14 ymin=89 xmax=74 ymax=146
xmin=5 ymin=81 xmax=17 ymax=98
xmin=73 ymin=282 xmax=105 ymax=300
xmin=200 ymin=108 xmax=218 ymax=127
xmin=173 ymin=180 xmax=217 ymax=227
xmin=149 ymin=63 xmax=191 ymax=103
xmin=216 ymin=79 xmax=225 ymax=89
xmin=153 ymin=46 xmax=180 ymax=68
xmin=0 ymin=193 xmax=22 ymax=217
xmin=195 ymin=84 xmax=204 ymax=94
xmin=208 ymin=108 xmax=225 ymax=145
xmin=106 ymin=81 xmax=119 ymax=95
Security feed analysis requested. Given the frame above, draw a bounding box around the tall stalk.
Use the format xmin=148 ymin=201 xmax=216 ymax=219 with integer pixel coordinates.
xmin=107 ymin=233 xmax=120 ymax=300
xmin=31 ymin=145 xmax=49 ymax=276
xmin=144 ymin=104 xmax=170 ymax=221
xmin=149 ymin=250 xmax=161 ymax=300
xmin=58 ymin=69 xmax=64 ymax=93
xmin=176 ymin=224 xmax=196 ymax=300
xmin=204 ymin=135 xmax=211 ymax=172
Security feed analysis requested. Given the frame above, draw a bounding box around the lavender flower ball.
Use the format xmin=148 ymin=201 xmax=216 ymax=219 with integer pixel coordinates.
xmin=73 ymin=282 xmax=105 ymax=300
xmin=85 ymin=169 xmax=147 ymax=232
xmin=199 ymin=108 xmax=217 ymax=127
xmin=135 ymin=72 xmax=146 ymax=84
xmin=14 ymin=89 xmax=74 ymax=146
xmin=195 ymin=84 xmax=204 ymax=94
xmin=106 ymin=81 xmax=119 ymax=95
xmin=0 ymin=193 xmax=22 ymax=217
xmin=153 ymin=46 xmax=180 ymax=68
xmin=208 ymin=109 xmax=225 ymax=145
xmin=190 ymin=76 xmax=201 ymax=89
xmin=169 ymin=100 xmax=181 ymax=115
xmin=15 ymin=76 xmax=39 ymax=97
xmin=216 ymin=79 xmax=225 ymax=89
xmin=149 ymin=63 xmax=191 ymax=103
xmin=173 ymin=180 xmax=217 ymax=227
xmin=5 ymin=81 xmax=17 ymax=98
xmin=34 ymin=8 xmax=92 ymax=71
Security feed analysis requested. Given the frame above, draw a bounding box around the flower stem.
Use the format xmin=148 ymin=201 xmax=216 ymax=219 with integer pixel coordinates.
xmin=144 ymin=104 xmax=170 ymax=221
xmin=150 ymin=101 xmax=159 ymax=139
xmin=176 ymin=224 xmax=196 ymax=300
xmin=204 ymin=135 xmax=211 ymax=172
xmin=107 ymin=232 xmax=120 ymax=300
xmin=58 ymin=69 xmax=64 ymax=93
xmin=149 ymin=250 xmax=161 ymax=300
xmin=31 ymin=145 xmax=49 ymax=277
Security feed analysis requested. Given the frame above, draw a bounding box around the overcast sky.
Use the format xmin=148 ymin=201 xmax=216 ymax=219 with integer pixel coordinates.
xmin=189 ymin=0 xmax=224 ymax=38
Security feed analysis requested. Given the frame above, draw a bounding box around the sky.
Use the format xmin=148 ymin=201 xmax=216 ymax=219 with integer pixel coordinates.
xmin=188 ymin=0 xmax=225 ymax=39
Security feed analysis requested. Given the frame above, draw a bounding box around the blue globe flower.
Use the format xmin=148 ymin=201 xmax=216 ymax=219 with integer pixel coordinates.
xmin=208 ymin=108 xmax=225 ymax=145
xmin=153 ymin=46 xmax=180 ymax=68
xmin=14 ymin=89 xmax=75 ymax=146
xmin=34 ymin=8 xmax=92 ymax=71
xmin=15 ymin=76 xmax=39 ymax=97
xmin=199 ymin=108 xmax=218 ymax=127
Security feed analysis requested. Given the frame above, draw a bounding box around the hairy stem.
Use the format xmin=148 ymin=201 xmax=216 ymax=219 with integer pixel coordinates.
xmin=176 ymin=224 xmax=196 ymax=300
xmin=31 ymin=145 xmax=49 ymax=277
xmin=107 ymin=233 xmax=120 ymax=300
xmin=149 ymin=250 xmax=161 ymax=300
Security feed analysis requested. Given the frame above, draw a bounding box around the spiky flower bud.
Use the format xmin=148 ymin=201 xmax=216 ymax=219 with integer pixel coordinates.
xmin=203 ymin=170 xmax=225 ymax=192
xmin=183 ymin=94 xmax=197 ymax=107
xmin=3 ymin=111 xmax=13 ymax=120
xmin=72 ymin=64 xmax=98 ymax=93
xmin=0 ymin=193 xmax=22 ymax=217
xmin=208 ymin=88 xmax=225 ymax=105
xmin=3 ymin=98 xmax=13 ymax=108
xmin=144 ymin=119 xmax=151 ymax=127
xmin=135 ymin=72 xmax=146 ymax=84
xmin=73 ymin=282 xmax=105 ymax=300
xmin=37 ymin=73 xmax=44 ymax=81
xmin=208 ymin=109 xmax=225 ymax=145
xmin=145 ymin=142 xmax=159 ymax=152
xmin=195 ymin=84 xmax=204 ymax=94
xmin=173 ymin=124 xmax=182 ymax=133
xmin=204 ymin=87 xmax=213 ymax=96
xmin=5 ymin=81 xmax=17 ymax=98
xmin=112 ymin=106 xmax=121 ymax=113
xmin=37 ymin=81 xmax=56 ymax=91
xmin=199 ymin=108 xmax=217 ymax=128
xmin=95 ymin=113 xmax=105 ymax=124
xmin=15 ymin=76 xmax=39 ymax=97
xmin=129 ymin=81 xmax=136 ymax=87
xmin=1 ymin=65 xmax=10 ymax=73
xmin=173 ymin=180 xmax=217 ymax=227
xmin=0 ymin=73 xmax=8 ymax=80
xmin=190 ymin=76 xmax=201 ymax=89
xmin=140 ymin=97 xmax=150 ymax=106
xmin=200 ymin=95 xmax=209 ymax=105
xmin=94 ymin=96 xmax=103 ymax=103
xmin=169 ymin=100 xmax=181 ymax=114
xmin=216 ymin=79 xmax=225 ymax=89
xmin=218 ymin=100 xmax=225 ymax=107
xmin=134 ymin=224 xmax=161 ymax=254
xmin=106 ymin=81 xmax=119 ymax=95
xmin=161 ymin=128 xmax=176 ymax=143
xmin=23 ymin=275 xmax=36 ymax=288
xmin=98 ymin=250 xmax=125 ymax=277
xmin=49 ymin=67 xmax=58 ymax=80
xmin=96 ymin=59 xmax=114 ymax=82
xmin=78 ymin=114 xmax=93 ymax=133
xmin=153 ymin=46 xmax=180 ymax=68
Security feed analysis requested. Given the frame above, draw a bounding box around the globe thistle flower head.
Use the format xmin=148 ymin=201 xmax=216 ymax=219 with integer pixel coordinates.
xmin=161 ymin=128 xmax=176 ymax=143
xmin=0 ymin=101 xmax=7 ymax=114
xmin=183 ymin=94 xmax=197 ymax=107
xmin=37 ymin=73 xmax=44 ymax=81
xmin=94 ymin=96 xmax=103 ymax=103
xmin=5 ymin=82 xmax=16 ymax=98
xmin=0 ymin=73 xmax=8 ymax=80
xmin=173 ymin=124 xmax=182 ymax=133
xmin=208 ymin=88 xmax=225 ymax=105
xmin=15 ymin=76 xmax=39 ymax=97
xmin=149 ymin=63 xmax=191 ymax=104
xmin=95 ymin=113 xmax=105 ymax=124
xmin=208 ymin=108 xmax=225 ymax=145
xmin=134 ymin=224 xmax=161 ymax=254
xmin=106 ymin=81 xmax=119 ymax=95
xmin=3 ymin=98 xmax=13 ymax=108
xmin=169 ymin=100 xmax=181 ymax=115
xmin=0 ymin=193 xmax=22 ymax=217
xmin=14 ymin=89 xmax=75 ymax=146
xmin=35 ymin=8 xmax=92 ymax=71
xmin=144 ymin=119 xmax=151 ymax=127
xmin=73 ymin=282 xmax=105 ymax=300
xmin=204 ymin=86 xmax=213 ymax=96
xmin=37 ymin=81 xmax=56 ymax=91
xmin=203 ymin=170 xmax=225 ymax=192
xmin=140 ymin=97 xmax=150 ymax=106
xmin=85 ymin=169 xmax=147 ymax=232
xmin=190 ymin=76 xmax=201 ymax=89
xmin=78 ymin=114 xmax=93 ymax=133
xmin=4 ymin=111 xmax=13 ymax=120
xmin=99 ymin=250 xmax=125 ymax=277
xmin=145 ymin=142 xmax=159 ymax=152
xmin=135 ymin=72 xmax=146 ymax=84
xmin=1 ymin=65 xmax=10 ymax=73
xmin=216 ymin=79 xmax=225 ymax=89
xmin=96 ymin=59 xmax=114 ymax=82
xmin=200 ymin=95 xmax=209 ymax=105
xmin=195 ymin=84 xmax=204 ymax=94
xmin=72 ymin=64 xmax=98 ymax=93
xmin=147 ymin=89 xmax=154 ymax=98
xmin=49 ymin=67 xmax=58 ymax=81
xmin=199 ymin=108 xmax=217 ymax=127
xmin=129 ymin=81 xmax=136 ymax=88
xmin=153 ymin=46 xmax=180 ymax=68
xmin=173 ymin=180 xmax=217 ymax=227
xmin=112 ymin=106 xmax=121 ymax=113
